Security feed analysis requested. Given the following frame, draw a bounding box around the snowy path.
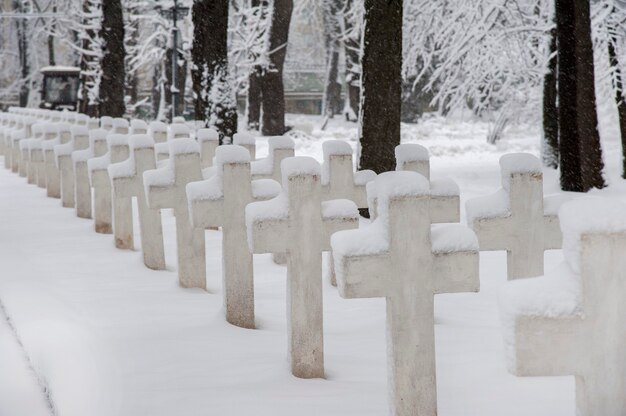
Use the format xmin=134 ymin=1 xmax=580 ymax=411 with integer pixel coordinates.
xmin=0 ymin=153 xmax=576 ymax=416
xmin=0 ymin=301 xmax=53 ymax=416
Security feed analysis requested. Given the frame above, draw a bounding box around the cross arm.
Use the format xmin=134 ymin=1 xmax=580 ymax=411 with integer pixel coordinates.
xmin=186 ymin=176 xmax=225 ymax=229
xmin=431 ymin=224 xmax=480 ymax=294
xmin=331 ymin=224 xmax=392 ymax=299
xmin=321 ymin=199 xmax=359 ymax=251
xmin=143 ymin=166 xmax=176 ymax=210
xmin=245 ymin=194 xmax=289 ymax=254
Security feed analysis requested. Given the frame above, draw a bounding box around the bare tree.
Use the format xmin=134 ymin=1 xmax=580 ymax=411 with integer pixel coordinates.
xmin=99 ymin=0 xmax=126 ymax=117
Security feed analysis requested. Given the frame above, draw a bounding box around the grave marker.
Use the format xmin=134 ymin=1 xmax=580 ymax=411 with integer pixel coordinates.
xmin=246 ymin=156 xmax=359 ymax=378
xmin=331 ymin=171 xmax=479 ymax=416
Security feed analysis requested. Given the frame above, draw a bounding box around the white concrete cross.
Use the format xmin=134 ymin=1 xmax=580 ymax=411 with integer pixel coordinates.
xmin=43 ymin=123 xmax=72 ymax=198
xmin=100 ymin=116 xmax=114 ymax=131
xmin=149 ymin=121 xmax=168 ymax=143
xmin=233 ymin=132 xmax=256 ymax=160
xmin=250 ymin=136 xmax=295 ymax=182
xmin=169 ymin=123 xmax=190 ymax=140
xmin=26 ymin=124 xmax=57 ymax=188
xmin=88 ymin=134 xmax=130 ymax=238
xmin=144 ymin=139 xmax=206 ymax=288
xmin=73 ymin=129 xmax=109 ymax=219
xmin=321 ymin=140 xmax=377 ymax=206
xmin=501 ymin=197 xmax=626 ymax=416
xmin=19 ymin=126 xmax=41 ymax=185
xmin=465 ymin=153 xmax=564 ymax=280
xmin=246 ymin=156 xmax=359 ymax=378
xmin=320 ymin=140 xmax=377 ymax=286
xmin=8 ymin=120 xmax=24 ymax=174
xmin=55 ymin=125 xmax=90 ymax=208
xmin=109 ymin=135 xmax=166 ymax=269
xmin=394 ymin=143 xmax=460 ymax=223
xmin=112 ymin=118 xmax=129 ymax=134
xmin=130 ymin=119 xmax=148 ymax=135
xmin=331 ymin=171 xmax=480 ymax=416
xmin=197 ymin=128 xmax=219 ymax=168
xmin=187 ymin=145 xmax=281 ymax=328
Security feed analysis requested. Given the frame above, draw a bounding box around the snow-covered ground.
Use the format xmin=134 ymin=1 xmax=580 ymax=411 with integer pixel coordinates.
xmin=1 ymin=113 xmax=625 ymax=416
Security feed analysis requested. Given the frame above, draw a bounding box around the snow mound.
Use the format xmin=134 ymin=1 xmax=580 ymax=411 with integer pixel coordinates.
xmin=322 ymin=199 xmax=358 ymax=220
xmin=431 ymin=223 xmax=478 ymax=253
xmin=465 ymin=189 xmax=510 ymax=224
xmin=169 ymin=138 xmax=199 ymax=156
xmin=233 ymin=132 xmax=256 ymax=145
xmin=130 ymin=134 xmax=155 ymax=150
xmin=108 ymin=157 xmax=135 ymax=180
xmin=430 ymin=178 xmax=460 ymax=197
xmin=281 ymin=156 xmax=320 ymax=186
xmin=130 ymin=119 xmax=148 ymax=133
xmin=251 ymin=179 xmax=282 ymax=200
xmin=500 ymin=153 xmax=541 ymax=191
xmin=71 ymin=125 xmax=89 ymax=137
xmin=107 ymin=134 xmax=128 ymax=147
xmin=169 ymin=124 xmax=190 ymax=139
xmin=197 ymin=128 xmax=219 ymax=142
xmin=395 ymin=143 xmax=429 ymax=167
xmin=354 ymin=170 xmax=377 ymax=186
xmin=560 ymin=197 xmax=626 ymax=274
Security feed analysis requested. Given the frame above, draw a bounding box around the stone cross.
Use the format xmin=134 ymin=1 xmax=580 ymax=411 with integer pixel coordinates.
xmin=43 ymin=123 xmax=72 ymax=198
xmin=100 ymin=116 xmax=114 ymax=131
xmin=250 ymin=136 xmax=295 ymax=182
xmin=130 ymin=119 xmax=148 ymax=135
xmin=187 ymin=145 xmax=281 ymax=329
xmin=320 ymin=140 xmax=377 ymax=286
xmin=465 ymin=153 xmax=563 ymax=280
xmin=109 ymin=135 xmax=166 ymax=269
xmin=250 ymin=136 xmax=295 ymax=265
xmin=246 ymin=156 xmax=359 ymax=378
xmin=8 ymin=122 xmax=24 ymax=174
xmin=169 ymin=123 xmax=190 ymax=140
xmin=27 ymin=124 xmax=57 ymax=188
xmin=144 ymin=138 xmax=206 ymax=288
xmin=331 ymin=171 xmax=479 ymax=416
xmin=233 ymin=132 xmax=256 ymax=160
xmin=55 ymin=125 xmax=90 ymax=208
xmin=197 ymin=128 xmax=219 ymax=168
xmin=19 ymin=128 xmax=40 ymax=184
xmin=155 ymin=142 xmax=170 ymax=161
xmin=88 ymin=134 xmax=130 ymax=238
xmin=394 ymin=143 xmax=460 ymax=223
xmin=72 ymin=129 xmax=109 ymax=219
xmin=112 ymin=118 xmax=129 ymax=134
xmin=148 ymin=121 xmax=168 ymax=143
xmin=17 ymin=130 xmax=31 ymax=180
xmin=501 ymin=197 xmax=626 ymax=416
xmin=321 ymin=140 xmax=376 ymax=206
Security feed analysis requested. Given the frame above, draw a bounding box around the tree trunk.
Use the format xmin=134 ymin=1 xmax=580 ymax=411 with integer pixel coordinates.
xmin=100 ymin=0 xmax=126 ymax=117
xmin=15 ymin=0 xmax=29 ymax=107
xmin=573 ymin=0 xmax=604 ymax=190
xmin=358 ymin=0 xmax=402 ymax=173
xmin=260 ymin=0 xmax=293 ymax=136
xmin=48 ymin=5 xmax=56 ymax=66
xmin=607 ymin=18 xmax=626 ymax=179
xmin=542 ymin=25 xmax=559 ymax=169
xmin=322 ymin=0 xmax=342 ymax=119
xmin=192 ymin=0 xmax=237 ymax=139
xmin=79 ymin=0 xmax=99 ymax=116
xmin=125 ymin=2 xmax=139 ymax=111
xmin=343 ymin=0 xmax=360 ymax=121
xmin=191 ymin=0 xmax=210 ymax=120
xmin=556 ymin=0 xmax=580 ymax=190
xmin=247 ymin=66 xmax=262 ymax=130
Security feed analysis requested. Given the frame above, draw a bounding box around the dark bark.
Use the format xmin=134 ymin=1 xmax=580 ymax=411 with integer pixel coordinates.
xmin=99 ymin=0 xmax=126 ymax=117
xmin=542 ymin=25 xmax=559 ymax=168
xmin=573 ymin=0 xmax=604 ymax=190
xmin=322 ymin=0 xmax=342 ymax=119
xmin=191 ymin=0 xmax=237 ymax=139
xmin=48 ymin=5 xmax=56 ymax=66
xmin=607 ymin=18 xmax=626 ymax=179
xmin=15 ymin=0 xmax=29 ymax=107
xmin=164 ymin=48 xmax=187 ymax=120
xmin=79 ymin=0 xmax=99 ymax=116
xmin=343 ymin=0 xmax=360 ymax=121
xmin=358 ymin=0 xmax=402 ymax=173
xmin=247 ymin=66 xmax=262 ymax=130
xmin=191 ymin=0 xmax=210 ymax=119
xmin=556 ymin=0 xmax=604 ymax=191
xmin=260 ymin=0 xmax=293 ymax=136
xmin=125 ymin=2 xmax=139 ymax=109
